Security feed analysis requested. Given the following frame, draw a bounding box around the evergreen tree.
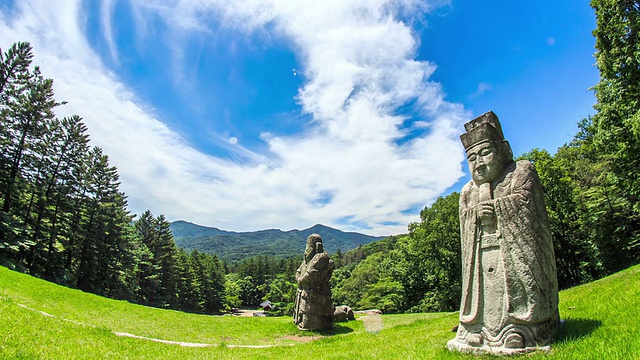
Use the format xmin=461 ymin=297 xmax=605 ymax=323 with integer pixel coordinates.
xmin=172 ymin=250 xmax=228 ymax=314
xmin=129 ymin=235 xmax=160 ymax=305
xmin=154 ymin=214 xmax=179 ymax=308
xmin=134 ymin=211 xmax=179 ymax=307
xmin=26 ymin=116 xmax=90 ymax=280
xmin=0 ymin=42 xmax=61 ymax=268
xmin=75 ymin=147 xmax=133 ymax=297
xmin=590 ymin=0 xmax=640 ymax=267
xmin=175 ymin=248 xmax=199 ymax=312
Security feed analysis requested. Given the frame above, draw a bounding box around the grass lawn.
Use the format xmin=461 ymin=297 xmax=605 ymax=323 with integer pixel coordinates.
xmin=1 ymin=264 xmax=639 ymax=359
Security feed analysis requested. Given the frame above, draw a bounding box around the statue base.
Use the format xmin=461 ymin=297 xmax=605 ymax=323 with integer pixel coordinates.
xmin=447 ymin=338 xmax=550 ymax=356
xmin=447 ymin=318 xmax=562 ymax=356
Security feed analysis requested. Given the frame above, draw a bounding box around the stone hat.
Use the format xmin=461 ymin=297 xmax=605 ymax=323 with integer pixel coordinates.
xmin=460 ymin=111 xmax=505 ymax=150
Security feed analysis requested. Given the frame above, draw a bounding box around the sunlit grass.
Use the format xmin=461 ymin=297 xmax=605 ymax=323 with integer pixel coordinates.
xmin=1 ymin=264 xmax=639 ymax=359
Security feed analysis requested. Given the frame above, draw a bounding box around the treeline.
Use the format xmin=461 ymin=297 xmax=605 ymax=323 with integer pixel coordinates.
xmin=331 ymin=196 xmax=460 ymax=314
xmin=330 ymin=0 xmax=640 ymax=314
xmin=225 ymin=255 xmax=300 ymax=313
xmin=0 ymin=42 xmax=228 ymax=314
xmin=131 ymin=211 xmax=226 ymax=313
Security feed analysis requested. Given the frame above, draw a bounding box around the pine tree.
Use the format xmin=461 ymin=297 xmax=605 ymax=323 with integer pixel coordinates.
xmin=134 ymin=211 xmax=179 ymax=308
xmin=75 ymin=147 xmax=133 ymax=296
xmin=175 ymin=248 xmax=198 ymax=311
xmin=0 ymin=42 xmax=62 ymax=267
xmin=24 ymin=116 xmax=90 ymax=279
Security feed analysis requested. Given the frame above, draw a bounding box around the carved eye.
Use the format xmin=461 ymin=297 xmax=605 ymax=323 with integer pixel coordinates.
xmin=467 ymin=154 xmax=477 ymax=162
xmin=479 ymin=147 xmax=493 ymax=156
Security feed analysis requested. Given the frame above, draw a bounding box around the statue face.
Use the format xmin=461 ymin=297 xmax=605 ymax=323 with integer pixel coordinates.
xmin=304 ymin=244 xmax=315 ymax=262
xmin=304 ymin=235 xmax=323 ymax=262
xmin=466 ymin=141 xmax=504 ymax=185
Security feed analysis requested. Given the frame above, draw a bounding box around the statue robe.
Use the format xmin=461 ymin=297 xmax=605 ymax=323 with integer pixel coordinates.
xmin=293 ymin=252 xmax=334 ymax=331
xmin=458 ymin=160 xmax=559 ymax=345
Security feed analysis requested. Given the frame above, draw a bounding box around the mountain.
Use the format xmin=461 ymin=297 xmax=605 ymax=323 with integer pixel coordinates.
xmin=170 ymin=221 xmax=387 ymax=263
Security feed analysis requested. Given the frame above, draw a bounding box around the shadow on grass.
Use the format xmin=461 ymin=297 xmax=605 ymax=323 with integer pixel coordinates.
xmin=315 ymin=324 xmax=354 ymax=336
xmin=556 ymin=318 xmax=602 ymax=343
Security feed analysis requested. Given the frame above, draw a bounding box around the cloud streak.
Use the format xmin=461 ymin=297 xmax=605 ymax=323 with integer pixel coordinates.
xmin=0 ymin=0 xmax=467 ymax=235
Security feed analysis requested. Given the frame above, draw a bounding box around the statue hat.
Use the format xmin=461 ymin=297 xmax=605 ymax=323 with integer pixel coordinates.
xmin=460 ymin=111 xmax=505 ymax=150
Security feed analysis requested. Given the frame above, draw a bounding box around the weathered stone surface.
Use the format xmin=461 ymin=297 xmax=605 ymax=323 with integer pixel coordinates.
xmin=293 ymin=234 xmax=335 ymax=331
xmin=334 ymin=305 xmax=355 ymax=322
xmin=447 ymin=111 xmax=560 ymax=355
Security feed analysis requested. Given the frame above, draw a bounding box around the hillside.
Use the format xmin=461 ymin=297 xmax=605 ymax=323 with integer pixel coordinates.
xmin=170 ymin=221 xmax=386 ymax=262
xmin=1 ymin=264 xmax=639 ymax=359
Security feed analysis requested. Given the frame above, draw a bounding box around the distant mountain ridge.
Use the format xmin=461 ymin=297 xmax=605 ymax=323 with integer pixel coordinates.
xmin=170 ymin=221 xmax=387 ymax=263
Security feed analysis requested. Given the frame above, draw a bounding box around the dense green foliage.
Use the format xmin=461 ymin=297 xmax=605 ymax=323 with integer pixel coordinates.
xmin=0 ymin=42 xmax=228 ymax=315
xmin=171 ymin=221 xmax=384 ymax=262
xmin=226 ymin=255 xmax=299 ymax=311
xmin=332 ymin=195 xmax=461 ymax=313
xmin=590 ymin=0 xmax=640 ymax=266
xmin=592 ymin=0 xmax=640 ymax=200
xmin=519 ymin=146 xmax=604 ymax=289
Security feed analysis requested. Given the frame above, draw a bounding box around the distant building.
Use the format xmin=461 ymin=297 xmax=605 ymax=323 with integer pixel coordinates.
xmin=260 ymin=300 xmax=273 ymax=311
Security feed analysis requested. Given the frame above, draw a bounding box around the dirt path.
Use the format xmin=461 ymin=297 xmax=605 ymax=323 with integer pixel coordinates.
xmin=276 ymin=335 xmax=323 ymax=343
xmin=230 ymin=309 xmax=263 ymax=317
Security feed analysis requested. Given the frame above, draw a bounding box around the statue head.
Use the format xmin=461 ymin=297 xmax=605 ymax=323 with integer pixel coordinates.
xmin=304 ymin=234 xmax=323 ymax=262
xmin=460 ymin=112 xmax=514 ymax=185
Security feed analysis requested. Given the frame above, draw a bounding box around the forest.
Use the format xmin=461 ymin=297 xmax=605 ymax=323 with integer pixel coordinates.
xmin=1 ymin=0 xmax=639 ymax=316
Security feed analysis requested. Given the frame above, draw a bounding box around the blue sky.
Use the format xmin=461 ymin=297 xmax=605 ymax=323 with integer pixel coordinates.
xmin=0 ymin=0 xmax=598 ymax=235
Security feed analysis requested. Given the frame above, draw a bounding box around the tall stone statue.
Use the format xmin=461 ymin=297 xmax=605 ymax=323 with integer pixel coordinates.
xmin=447 ymin=112 xmax=560 ymax=355
xmin=293 ymin=234 xmax=335 ymax=331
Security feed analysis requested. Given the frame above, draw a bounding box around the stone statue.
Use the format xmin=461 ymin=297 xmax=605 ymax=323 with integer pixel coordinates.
xmin=293 ymin=234 xmax=335 ymax=331
xmin=447 ymin=111 xmax=560 ymax=355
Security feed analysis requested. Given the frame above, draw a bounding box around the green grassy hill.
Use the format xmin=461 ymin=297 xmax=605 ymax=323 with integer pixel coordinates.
xmin=1 ymin=264 xmax=639 ymax=359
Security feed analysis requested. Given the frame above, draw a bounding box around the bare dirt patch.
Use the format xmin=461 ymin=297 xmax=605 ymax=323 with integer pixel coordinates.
xmin=360 ymin=314 xmax=383 ymax=333
xmin=276 ymin=335 xmax=323 ymax=343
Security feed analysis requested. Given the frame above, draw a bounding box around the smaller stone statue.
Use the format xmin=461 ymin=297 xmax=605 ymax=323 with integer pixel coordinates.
xmin=293 ymin=234 xmax=335 ymax=331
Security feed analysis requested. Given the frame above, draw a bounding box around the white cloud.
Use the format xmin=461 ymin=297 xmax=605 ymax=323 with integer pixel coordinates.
xmin=0 ymin=0 xmax=466 ymax=236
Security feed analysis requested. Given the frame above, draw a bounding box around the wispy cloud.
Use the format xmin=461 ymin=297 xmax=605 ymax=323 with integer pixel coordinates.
xmin=469 ymin=82 xmax=492 ymax=99
xmin=0 ymin=0 xmax=467 ymax=235
xmin=99 ymin=0 xmax=118 ymax=62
